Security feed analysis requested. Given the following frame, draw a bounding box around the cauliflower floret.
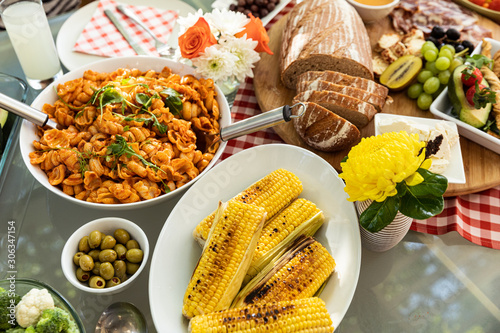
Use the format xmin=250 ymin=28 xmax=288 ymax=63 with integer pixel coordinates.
xmin=15 ymin=289 xmax=54 ymax=328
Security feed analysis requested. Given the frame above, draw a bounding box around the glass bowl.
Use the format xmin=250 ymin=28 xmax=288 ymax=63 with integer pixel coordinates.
xmin=0 ymin=278 xmax=86 ymax=332
xmin=0 ymin=73 xmax=28 ymax=186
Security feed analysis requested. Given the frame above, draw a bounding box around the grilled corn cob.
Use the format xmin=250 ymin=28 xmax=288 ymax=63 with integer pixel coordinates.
xmin=232 ymin=236 xmax=336 ymax=308
xmin=183 ymin=200 xmax=266 ymax=319
xmin=193 ymin=169 xmax=303 ymax=246
xmin=189 ymin=297 xmax=334 ymax=332
xmin=245 ymin=198 xmax=324 ymax=283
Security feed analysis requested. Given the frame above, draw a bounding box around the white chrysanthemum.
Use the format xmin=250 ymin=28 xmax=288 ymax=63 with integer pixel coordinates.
xmin=192 ymin=45 xmax=238 ymax=82
xmin=205 ymin=8 xmax=249 ymax=38
xmin=220 ymin=36 xmax=260 ymax=81
xmin=211 ymin=0 xmax=237 ymax=10
xmin=176 ymin=9 xmax=205 ymax=35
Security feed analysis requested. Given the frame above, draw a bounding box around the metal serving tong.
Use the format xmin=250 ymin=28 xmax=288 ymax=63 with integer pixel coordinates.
xmin=0 ymin=92 xmax=58 ymax=129
xmin=196 ymin=102 xmax=306 ymax=152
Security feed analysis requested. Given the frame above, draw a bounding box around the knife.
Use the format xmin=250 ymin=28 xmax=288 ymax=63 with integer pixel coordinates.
xmin=104 ymin=9 xmax=149 ymax=56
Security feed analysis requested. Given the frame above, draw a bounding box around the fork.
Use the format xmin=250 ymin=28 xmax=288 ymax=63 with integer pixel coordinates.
xmin=116 ymin=4 xmax=176 ymax=57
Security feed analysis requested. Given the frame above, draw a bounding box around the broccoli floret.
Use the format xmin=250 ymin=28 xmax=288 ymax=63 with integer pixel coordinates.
xmin=34 ymin=308 xmax=70 ymax=333
xmin=0 ymin=288 xmax=21 ymax=330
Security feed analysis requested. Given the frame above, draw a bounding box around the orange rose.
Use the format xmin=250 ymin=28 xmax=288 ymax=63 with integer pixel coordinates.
xmin=235 ymin=14 xmax=273 ymax=55
xmin=178 ymin=17 xmax=217 ymax=59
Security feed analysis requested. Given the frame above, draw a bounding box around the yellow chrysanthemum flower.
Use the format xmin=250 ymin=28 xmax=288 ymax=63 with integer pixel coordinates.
xmin=339 ymin=131 xmax=431 ymax=202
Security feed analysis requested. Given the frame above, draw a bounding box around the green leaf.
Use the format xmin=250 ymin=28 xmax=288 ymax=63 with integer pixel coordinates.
xmin=359 ymin=196 xmax=400 ymax=233
xmin=466 ymin=54 xmax=493 ymax=69
xmin=160 ymin=87 xmax=181 ymax=97
xmin=411 ymin=168 xmax=448 ymax=197
xmin=135 ymin=93 xmax=150 ymax=106
xmin=399 ymin=193 xmax=444 ymax=220
xmin=160 ymin=88 xmax=183 ymax=116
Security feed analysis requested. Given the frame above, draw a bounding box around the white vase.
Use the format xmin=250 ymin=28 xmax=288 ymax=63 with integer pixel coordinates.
xmin=356 ymin=200 xmax=413 ymax=252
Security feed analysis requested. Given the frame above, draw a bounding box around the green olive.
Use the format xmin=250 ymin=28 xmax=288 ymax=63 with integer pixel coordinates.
xmin=78 ymin=236 xmax=90 ymax=253
xmin=99 ymin=262 xmax=114 ymax=280
xmin=126 ymin=249 xmax=143 ymax=264
xmin=100 ymin=232 xmax=106 ymax=240
xmin=126 ymin=262 xmax=140 ymax=275
xmin=88 ymin=230 xmax=102 ymax=249
xmin=114 ymin=244 xmax=127 ymax=260
xmin=106 ymin=277 xmax=121 ymax=288
xmin=89 ymin=275 xmax=105 ymax=289
xmin=79 ymin=254 xmax=94 ymax=271
xmin=113 ymin=260 xmax=127 ymax=281
xmin=98 ymin=249 xmax=117 ymax=263
xmin=73 ymin=252 xmax=85 ymax=266
xmin=126 ymin=239 xmax=140 ymax=250
xmin=101 ymin=235 xmax=117 ymax=250
xmin=76 ymin=268 xmax=90 ymax=282
xmin=92 ymin=261 xmax=101 ymax=276
xmin=88 ymin=249 xmax=100 ymax=262
xmin=114 ymin=229 xmax=131 ymax=245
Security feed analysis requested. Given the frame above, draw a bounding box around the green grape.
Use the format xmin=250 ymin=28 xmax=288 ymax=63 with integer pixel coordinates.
xmin=432 ymin=85 xmax=445 ymax=99
xmin=423 ymin=77 xmax=441 ymax=94
xmin=417 ymin=70 xmax=434 ymax=83
xmin=449 ymin=57 xmax=464 ymax=72
xmin=435 ymin=57 xmax=451 ymax=71
xmin=421 ymin=41 xmax=438 ymax=54
xmin=438 ymin=48 xmax=454 ymax=61
xmin=417 ymin=92 xmax=433 ymax=110
xmin=407 ymin=83 xmax=423 ymax=99
xmin=425 ymin=61 xmax=440 ymax=75
xmin=438 ymin=70 xmax=451 ymax=85
xmin=440 ymin=44 xmax=456 ymax=57
xmin=424 ymin=49 xmax=438 ymax=62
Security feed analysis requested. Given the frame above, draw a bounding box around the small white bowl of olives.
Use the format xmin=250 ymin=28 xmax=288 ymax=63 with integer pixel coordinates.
xmin=61 ymin=217 xmax=149 ymax=295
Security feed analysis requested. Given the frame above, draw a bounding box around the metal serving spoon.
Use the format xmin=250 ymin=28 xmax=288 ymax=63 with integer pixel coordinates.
xmin=95 ymin=302 xmax=147 ymax=333
xmin=0 ymin=92 xmax=58 ymax=128
xmin=196 ymin=102 xmax=306 ymax=152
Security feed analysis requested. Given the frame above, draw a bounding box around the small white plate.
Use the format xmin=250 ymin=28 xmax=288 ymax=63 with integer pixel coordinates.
xmin=56 ymin=0 xmax=195 ymax=71
xmin=148 ymin=144 xmax=361 ymax=332
xmin=430 ymin=37 xmax=500 ymax=156
xmin=374 ymin=113 xmax=466 ymax=184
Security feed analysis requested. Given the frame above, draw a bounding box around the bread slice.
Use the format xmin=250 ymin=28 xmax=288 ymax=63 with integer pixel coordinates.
xmin=297 ymin=71 xmax=389 ymax=98
xmin=297 ymin=80 xmax=387 ymax=111
xmin=280 ymin=0 xmax=373 ymax=89
xmin=293 ymin=102 xmax=360 ymax=152
xmin=294 ymin=91 xmax=377 ymax=128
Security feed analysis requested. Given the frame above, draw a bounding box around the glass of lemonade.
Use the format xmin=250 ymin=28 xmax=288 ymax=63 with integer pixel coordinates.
xmin=0 ymin=0 xmax=63 ymax=90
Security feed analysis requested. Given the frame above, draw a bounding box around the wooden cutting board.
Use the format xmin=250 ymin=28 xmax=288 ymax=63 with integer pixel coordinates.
xmin=253 ymin=14 xmax=500 ymax=197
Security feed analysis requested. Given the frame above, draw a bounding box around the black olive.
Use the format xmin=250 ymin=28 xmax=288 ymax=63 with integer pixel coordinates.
xmin=461 ymin=40 xmax=475 ymax=53
xmin=446 ymin=28 xmax=461 ymax=41
xmin=454 ymin=44 xmax=465 ymax=53
xmin=430 ymin=26 xmax=445 ymax=39
xmin=426 ymin=36 xmax=440 ymax=48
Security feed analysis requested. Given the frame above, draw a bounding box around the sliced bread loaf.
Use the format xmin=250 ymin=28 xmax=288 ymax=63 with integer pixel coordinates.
xmin=296 ymin=80 xmax=387 ymax=111
xmin=280 ymin=0 xmax=373 ymax=89
xmin=293 ymin=102 xmax=361 ymax=152
xmin=297 ymin=71 xmax=389 ymax=98
xmin=294 ymin=91 xmax=377 ymax=128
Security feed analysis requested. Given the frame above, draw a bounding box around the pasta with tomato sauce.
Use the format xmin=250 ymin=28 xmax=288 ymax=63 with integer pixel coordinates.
xmin=28 ymin=66 xmax=221 ymax=204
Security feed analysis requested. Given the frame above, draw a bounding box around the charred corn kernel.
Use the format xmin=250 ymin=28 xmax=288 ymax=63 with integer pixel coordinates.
xmin=232 ymin=236 xmax=335 ymax=308
xmin=183 ymin=201 xmax=266 ymax=319
xmin=189 ymin=297 xmax=334 ymax=332
xmin=193 ymin=169 xmax=303 ymax=246
xmin=245 ymin=198 xmax=324 ymax=282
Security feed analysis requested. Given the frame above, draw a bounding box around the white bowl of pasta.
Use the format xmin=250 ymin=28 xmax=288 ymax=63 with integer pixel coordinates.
xmin=19 ymin=56 xmax=230 ymax=209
